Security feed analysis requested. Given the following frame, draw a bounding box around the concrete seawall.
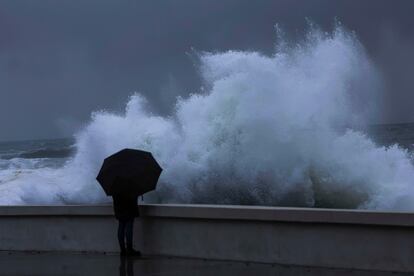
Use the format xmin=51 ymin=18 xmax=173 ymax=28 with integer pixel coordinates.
xmin=0 ymin=204 xmax=413 ymax=272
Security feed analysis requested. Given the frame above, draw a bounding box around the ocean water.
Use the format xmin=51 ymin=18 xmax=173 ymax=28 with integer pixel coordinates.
xmin=0 ymin=123 xmax=413 ymax=208
xmin=0 ymin=138 xmax=75 ymax=170
xmin=2 ymin=125 xmax=413 ymax=172
xmin=2 ymin=25 xmax=414 ymax=209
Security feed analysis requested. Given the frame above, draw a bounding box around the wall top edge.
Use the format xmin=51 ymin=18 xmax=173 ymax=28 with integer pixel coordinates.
xmin=0 ymin=204 xmax=412 ymax=227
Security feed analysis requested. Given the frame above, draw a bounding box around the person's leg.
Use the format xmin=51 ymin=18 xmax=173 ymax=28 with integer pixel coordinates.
xmin=125 ymin=218 xmax=134 ymax=250
xmin=125 ymin=218 xmax=141 ymax=256
xmin=117 ymin=219 xmax=127 ymax=253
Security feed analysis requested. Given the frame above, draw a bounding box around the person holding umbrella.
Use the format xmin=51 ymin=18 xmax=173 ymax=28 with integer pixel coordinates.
xmin=96 ymin=149 xmax=163 ymax=257
xmin=112 ymin=177 xmax=141 ymax=256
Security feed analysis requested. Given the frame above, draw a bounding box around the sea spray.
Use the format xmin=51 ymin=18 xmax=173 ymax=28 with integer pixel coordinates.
xmin=1 ymin=25 xmax=414 ymax=210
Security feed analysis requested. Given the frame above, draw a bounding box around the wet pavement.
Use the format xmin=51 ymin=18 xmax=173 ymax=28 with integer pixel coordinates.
xmin=0 ymin=251 xmax=411 ymax=276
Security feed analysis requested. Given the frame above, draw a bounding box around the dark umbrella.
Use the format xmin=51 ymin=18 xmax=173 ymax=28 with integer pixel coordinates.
xmin=96 ymin=148 xmax=162 ymax=197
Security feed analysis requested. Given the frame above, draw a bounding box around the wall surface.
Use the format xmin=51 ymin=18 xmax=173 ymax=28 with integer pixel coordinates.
xmin=0 ymin=204 xmax=413 ymax=272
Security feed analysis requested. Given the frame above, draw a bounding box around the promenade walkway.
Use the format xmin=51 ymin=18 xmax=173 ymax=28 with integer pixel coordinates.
xmin=0 ymin=251 xmax=410 ymax=276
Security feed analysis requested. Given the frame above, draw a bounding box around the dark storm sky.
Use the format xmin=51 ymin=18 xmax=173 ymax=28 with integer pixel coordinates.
xmin=1 ymin=0 xmax=413 ymax=141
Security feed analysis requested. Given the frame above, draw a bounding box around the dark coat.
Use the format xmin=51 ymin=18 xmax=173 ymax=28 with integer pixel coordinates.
xmin=112 ymin=194 xmax=139 ymax=221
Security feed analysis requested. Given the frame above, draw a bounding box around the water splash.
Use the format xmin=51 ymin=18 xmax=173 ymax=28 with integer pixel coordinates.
xmin=1 ymin=25 xmax=414 ymax=210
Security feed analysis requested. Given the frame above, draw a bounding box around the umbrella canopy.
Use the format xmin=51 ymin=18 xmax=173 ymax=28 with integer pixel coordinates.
xmin=96 ymin=148 xmax=162 ymax=197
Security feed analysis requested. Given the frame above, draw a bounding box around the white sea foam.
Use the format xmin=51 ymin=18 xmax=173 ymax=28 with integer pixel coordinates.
xmin=1 ymin=25 xmax=414 ymax=210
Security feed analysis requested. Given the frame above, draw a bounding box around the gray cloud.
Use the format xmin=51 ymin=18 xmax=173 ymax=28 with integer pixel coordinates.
xmin=0 ymin=0 xmax=413 ymax=141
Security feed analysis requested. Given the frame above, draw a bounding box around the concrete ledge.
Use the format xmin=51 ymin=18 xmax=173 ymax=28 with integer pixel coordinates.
xmin=1 ymin=204 xmax=413 ymax=226
xmin=142 ymin=204 xmax=414 ymax=227
xmin=0 ymin=204 xmax=413 ymax=272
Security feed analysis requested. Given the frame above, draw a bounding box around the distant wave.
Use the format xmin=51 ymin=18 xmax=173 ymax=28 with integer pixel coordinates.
xmin=0 ymin=138 xmax=75 ymax=160
xmin=17 ymin=147 xmax=74 ymax=159
xmin=0 ymin=148 xmax=74 ymax=160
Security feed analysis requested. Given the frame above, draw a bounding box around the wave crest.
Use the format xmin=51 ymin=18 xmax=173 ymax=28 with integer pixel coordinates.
xmin=2 ymin=25 xmax=414 ymax=210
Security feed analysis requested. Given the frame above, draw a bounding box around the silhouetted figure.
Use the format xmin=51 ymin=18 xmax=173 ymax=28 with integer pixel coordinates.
xmin=112 ymin=193 xmax=141 ymax=257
